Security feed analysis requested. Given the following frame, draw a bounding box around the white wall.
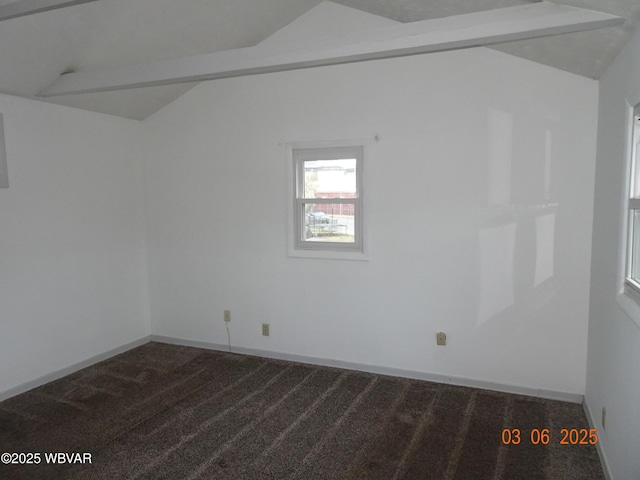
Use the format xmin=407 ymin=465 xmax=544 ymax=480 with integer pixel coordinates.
xmin=145 ymin=47 xmax=598 ymax=397
xmin=0 ymin=94 xmax=150 ymax=395
xmin=586 ymin=25 xmax=640 ymax=480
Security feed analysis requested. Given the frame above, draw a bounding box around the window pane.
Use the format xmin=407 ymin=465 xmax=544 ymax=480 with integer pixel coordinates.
xmin=302 ymin=203 xmax=355 ymax=243
xmin=630 ymin=210 xmax=640 ymax=282
xmin=632 ymin=106 xmax=640 ymax=198
xmin=304 ymin=159 xmax=356 ymax=199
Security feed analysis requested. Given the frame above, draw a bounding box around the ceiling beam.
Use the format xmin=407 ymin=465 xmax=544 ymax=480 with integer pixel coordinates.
xmin=0 ymin=0 xmax=98 ymax=22
xmin=39 ymin=1 xmax=624 ymax=97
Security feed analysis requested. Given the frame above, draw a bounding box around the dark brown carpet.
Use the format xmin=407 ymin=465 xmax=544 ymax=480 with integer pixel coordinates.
xmin=0 ymin=342 xmax=605 ymax=479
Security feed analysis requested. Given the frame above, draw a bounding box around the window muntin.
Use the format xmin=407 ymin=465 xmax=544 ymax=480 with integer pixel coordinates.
xmin=626 ymin=105 xmax=640 ymax=290
xmin=292 ymin=145 xmax=364 ymax=255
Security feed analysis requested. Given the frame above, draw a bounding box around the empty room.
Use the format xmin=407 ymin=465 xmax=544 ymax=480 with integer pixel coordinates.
xmin=1 ymin=0 xmax=639 ymax=479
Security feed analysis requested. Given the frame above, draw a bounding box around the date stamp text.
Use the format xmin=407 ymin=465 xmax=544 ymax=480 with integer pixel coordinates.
xmin=501 ymin=428 xmax=598 ymax=445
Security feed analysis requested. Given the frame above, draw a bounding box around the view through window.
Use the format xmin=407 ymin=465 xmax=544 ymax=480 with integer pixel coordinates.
xmin=292 ymin=144 xmax=364 ymax=255
xmin=303 ymin=158 xmax=356 ymax=243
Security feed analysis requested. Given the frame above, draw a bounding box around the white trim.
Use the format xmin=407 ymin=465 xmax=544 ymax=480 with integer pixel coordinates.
xmin=151 ymin=335 xmax=230 ymax=352
xmin=0 ymin=0 xmax=97 ymax=22
xmin=0 ymin=336 xmax=152 ymax=401
xmin=583 ymin=400 xmax=614 ymax=480
xmin=0 ymin=333 xmax=584 ymax=408
xmin=616 ymin=98 xmax=640 ymax=329
xmin=151 ymin=335 xmax=584 ymax=404
xmin=0 ymin=113 xmax=7 ymax=188
xmin=293 ymin=144 xmax=363 ymax=253
xmin=39 ymin=2 xmax=622 ymax=97
xmin=286 ymin=138 xmax=370 ymax=261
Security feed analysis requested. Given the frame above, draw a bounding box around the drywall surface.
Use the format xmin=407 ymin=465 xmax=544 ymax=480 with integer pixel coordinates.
xmin=0 ymin=94 xmax=150 ymax=394
xmin=145 ymin=47 xmax=598 ymax=395
xmin=586 ymin=25 xmax=640 ymax=480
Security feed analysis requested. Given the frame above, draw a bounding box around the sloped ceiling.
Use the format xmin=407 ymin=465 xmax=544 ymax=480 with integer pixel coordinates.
xmin=336 ymin=0 xmax=640 ymax=78
xmin=0 ymin=0 xmax=638 ymax=120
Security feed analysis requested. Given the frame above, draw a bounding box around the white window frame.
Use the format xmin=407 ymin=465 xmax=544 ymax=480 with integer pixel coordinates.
xmin=286 ymin=139 xmax=369 ymax=261
xmin=617 ymin=98 xmax=640 ymax=329
xmin=0 ymin=113 xmax=8 ymax=188
xmin=626 ymin=122 xmax=640 ymax=289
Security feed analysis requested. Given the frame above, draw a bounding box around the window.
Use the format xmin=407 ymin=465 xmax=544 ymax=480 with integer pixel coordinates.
xmin=617 ymin=102 xmax=640 ymax=328
xmin=0 ymin=113 xmax=7 ymax=188
xmin=626 ymin=105 xmax=640 ymax=292
xmin=287 ymin=140 xmax=368 ymax=260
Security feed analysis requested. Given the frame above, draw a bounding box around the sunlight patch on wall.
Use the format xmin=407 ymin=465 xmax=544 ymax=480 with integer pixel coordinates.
xmin=534 ymin=213 xmax=555 ymax=286
xmin=477 ymin=223 xmax=516 ymax=326
xmin=487 ymin=109 xmax=513 ymax=206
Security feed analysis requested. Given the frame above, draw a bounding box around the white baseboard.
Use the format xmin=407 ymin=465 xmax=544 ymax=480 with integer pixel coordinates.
xmin=583 ymin=400 xmax=614 ymax=480
xmin=0 ymin=335 xmax=152 ymax=402
xmin=0 ymin=334 xmax=584 ymax=406
xmin=152 ymin=335 xmax=584 ymax=404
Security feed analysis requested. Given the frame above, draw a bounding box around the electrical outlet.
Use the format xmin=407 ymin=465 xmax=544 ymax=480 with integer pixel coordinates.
xmin=436 ymin=332 xmax=446 ymax=346
xmin=262 ymin=323 xmax=270 ymax=336
xmin=602 ymin=407 xmax=606 ymax=430
xmin=224 ymin=310 xmax=231 ymax=323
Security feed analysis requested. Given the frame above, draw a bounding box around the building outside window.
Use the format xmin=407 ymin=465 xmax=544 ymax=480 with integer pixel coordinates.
xmin=287 ymin=141 xmax=368 ymax=260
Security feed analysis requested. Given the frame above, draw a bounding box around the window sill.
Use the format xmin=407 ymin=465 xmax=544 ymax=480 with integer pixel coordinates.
xmin=287 ymin=247 xmax=368 ymax=261
xmin=615 ymin=284 xmax=640 ymax=329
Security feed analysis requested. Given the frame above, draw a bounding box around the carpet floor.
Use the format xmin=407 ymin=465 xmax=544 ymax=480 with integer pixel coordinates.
xmin=0 ymin=342 xmax=605 ymax=479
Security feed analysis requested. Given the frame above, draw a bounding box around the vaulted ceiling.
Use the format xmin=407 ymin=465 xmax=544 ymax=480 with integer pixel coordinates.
xmin=0 ymin=0 xmax=638 ymax=120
